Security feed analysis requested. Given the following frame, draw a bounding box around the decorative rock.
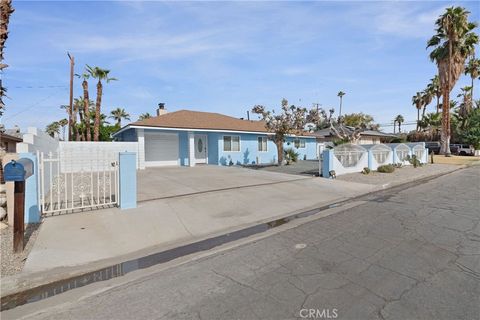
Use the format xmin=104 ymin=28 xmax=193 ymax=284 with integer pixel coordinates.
xmin=0 ymin=184 xmax=6 ymax=193
xmin=0 ymin=194 xmax=6 ymax=207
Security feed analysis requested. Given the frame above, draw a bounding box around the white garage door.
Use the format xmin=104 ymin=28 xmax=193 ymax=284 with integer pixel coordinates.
xmin=145 ymin=132 xmax=179 ymax=166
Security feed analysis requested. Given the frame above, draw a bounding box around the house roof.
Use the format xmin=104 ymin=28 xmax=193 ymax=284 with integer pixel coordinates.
xmin=118 ymin=110 xmax=315 ymax=137
xmin=0 ymin=132 xmax=23 ymax=143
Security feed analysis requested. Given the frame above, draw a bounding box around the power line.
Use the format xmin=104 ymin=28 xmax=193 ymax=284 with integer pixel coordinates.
xmin=2 ymin=87 xmax=67 ymax=121
xmin=9 ymin=85 xmax=68 ymax=89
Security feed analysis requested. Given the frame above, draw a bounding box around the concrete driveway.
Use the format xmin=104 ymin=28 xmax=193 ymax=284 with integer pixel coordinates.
xmin=137 ymin=165 xmax=307 ymax=202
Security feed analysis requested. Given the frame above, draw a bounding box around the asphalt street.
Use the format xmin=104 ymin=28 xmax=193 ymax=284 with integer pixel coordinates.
xmin=3 ymin=166 xmax=480 ymax=320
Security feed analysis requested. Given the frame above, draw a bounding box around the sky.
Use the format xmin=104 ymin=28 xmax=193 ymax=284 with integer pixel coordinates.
xmin=1 ymin=0 xmax=479 ymax=133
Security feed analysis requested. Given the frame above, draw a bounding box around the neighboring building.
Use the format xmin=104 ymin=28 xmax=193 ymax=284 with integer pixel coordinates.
xmin=0 ymin=129 xmax=23 ymax=153
xmin=113 ymin=105 xmax=317 ymax=167
xmin=312 ymin=127 xmax=395 ymax=145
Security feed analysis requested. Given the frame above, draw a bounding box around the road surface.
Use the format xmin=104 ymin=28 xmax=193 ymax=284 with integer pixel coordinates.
xmin=4 ymin=166 xmax=480 ymax=320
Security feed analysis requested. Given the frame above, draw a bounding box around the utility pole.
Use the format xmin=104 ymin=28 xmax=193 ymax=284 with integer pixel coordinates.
xmin=67 ymin=52 xmax=74 ymax=141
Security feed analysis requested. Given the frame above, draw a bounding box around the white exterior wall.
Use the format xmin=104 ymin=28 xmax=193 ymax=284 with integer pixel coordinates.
xmin=16 ymin=127 xmax=59 ymax=154
xmin=59 ymin=141 xmax=140 ymax=171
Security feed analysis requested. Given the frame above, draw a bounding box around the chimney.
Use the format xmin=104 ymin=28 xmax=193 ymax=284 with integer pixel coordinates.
xmin=157 ymin=103 xmax=167 ymax=116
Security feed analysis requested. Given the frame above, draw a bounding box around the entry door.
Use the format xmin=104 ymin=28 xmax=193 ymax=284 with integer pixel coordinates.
xmin=194 ymin=134 xmax=207 ymax=164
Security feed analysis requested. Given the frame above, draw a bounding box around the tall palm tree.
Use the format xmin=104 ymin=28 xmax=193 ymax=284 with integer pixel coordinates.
xmin=427 ymin=6 xmax=478 ymax=156
xmin=138 ymin=112 xmax=152 ymax=121
xmin=73 ymin=97 xmax=94 ymax=141
xmin=422 ymin=86 xmax=434 ymax=118
xmin=412 ymin=92 xmax=423 ymax=131
xmin=395 ymin=114 xmax=404 ymax=133
xmin=58 ymin=118 xmax=68 ymax=141
xmin=75 ymin=72 xmax=92 ymax=141
xmin=110 ymin=108 xmax=130 ymax=126
xmin=86 ymin=65 xmax=117 ymax=142
xmin=0 ymin=0 xmax=14 ymax=117
xmin=464 ymin=57 xmax=480 ymax=103
xmin=45 ymin=122 xmax=60 ymax=138
xmin=430 ymin=75 xmax=442 ymax=113
xmin=337 ymin=91 xmax=346 ymax=120
xmin=457 ymin=86 xmax=473 ymax=120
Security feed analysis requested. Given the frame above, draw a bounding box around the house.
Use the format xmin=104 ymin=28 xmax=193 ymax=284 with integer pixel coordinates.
xmin=0 ymin=127 xmax=23 ymax=153
xmin=113 ymin=104 xmax=317 ymax=168
xmin=312 ymin=127 xmax=396 ymax=145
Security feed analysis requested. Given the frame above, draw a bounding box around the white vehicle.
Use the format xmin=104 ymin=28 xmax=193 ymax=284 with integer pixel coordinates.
xmin=452 ymin=144 xmax=475 ymax=156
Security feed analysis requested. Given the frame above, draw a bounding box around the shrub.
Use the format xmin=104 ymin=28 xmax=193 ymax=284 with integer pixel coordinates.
xmin=362 ymin=167 xmax=371 ymax=175
xmin=377 ymin=164 xmax=395 ymax=173
xmin=406 ymin=155 xmax=422 ymax=168
xmin=284 ymin=148 xmax=299 ymax=164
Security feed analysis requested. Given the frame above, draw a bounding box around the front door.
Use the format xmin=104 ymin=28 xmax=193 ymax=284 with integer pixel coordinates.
xmin=194 ymin=134 xmax=207 ymax=164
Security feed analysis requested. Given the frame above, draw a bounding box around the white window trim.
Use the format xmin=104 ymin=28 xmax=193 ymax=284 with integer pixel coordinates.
xmin=223 ymin=135 xmax=241 ymax=152
xmin=258 ymin=136 xmax=268 ymax=152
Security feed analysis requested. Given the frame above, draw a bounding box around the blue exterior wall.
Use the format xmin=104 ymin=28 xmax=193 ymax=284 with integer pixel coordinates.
xmin=284 ymin=137 xmax=317 ymax=161
xmin=115 ymin=128 xmax=316 ymax=166
xmin=178 ymin=131 xmax=189 ymax=166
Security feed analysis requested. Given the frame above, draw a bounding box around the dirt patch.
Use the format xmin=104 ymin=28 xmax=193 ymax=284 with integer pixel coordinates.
xmin=336 ymin=164 xmax=460 ymax=186
xmin=1 ymin=223 xmax=41 ymax=277
xmin=432 ymin=155 xmax=480 ymax=165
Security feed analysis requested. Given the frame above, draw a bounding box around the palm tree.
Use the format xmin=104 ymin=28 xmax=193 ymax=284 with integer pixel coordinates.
xmin=138 ymin=112 xmax=152 ymax=121
xmin=422 ymin=112 xmax=442 ymax=140
xmin=75 ymin=72 xmax=92 ymax=141
xmin=45 ymin=122 xmax=60 ymax=138
xmin=427 ymin=6 xmax=478 ymax=156
xmin=337 ymin=91 xmax=346 ymax=120
xmin=73 ymin=97 xmax=94 ymax=141
xmin=58 ymin=118 xmax=68 ymax=141
xmin=422 ymin=86 xmax=434 ymax=118
xmin=412 ymin=92 xmax=423 ymax=131
xmin=464 ymin=57 xmax=480 ymax=103
xmin=0 ymin=0 xmax=14 ymax=117
xmin=457 ymin=86 xmax=473 ymax=122
xmin=110 ymin=108 xmax=130 ymax=126
xmin=395 ymin=114 xmax=404 ymax=133
xmin=86 ymin=65 xmax=117 ymax=142
xmin=430 ymin=75 xmax=442 ymax=113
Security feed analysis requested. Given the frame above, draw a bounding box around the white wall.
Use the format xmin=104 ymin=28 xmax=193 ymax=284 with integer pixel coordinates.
xmin=59 ymin=141 xmax=140 ymax=171
xmin=16 ymin=127 xmax=59 ymax=154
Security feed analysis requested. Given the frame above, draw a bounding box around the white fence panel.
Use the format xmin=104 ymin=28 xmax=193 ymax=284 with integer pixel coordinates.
xmin=331 ymin=144 xmax=368 ymax=176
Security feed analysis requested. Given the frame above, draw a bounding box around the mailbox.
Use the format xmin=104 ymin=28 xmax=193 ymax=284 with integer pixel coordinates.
xmin=3 ymin=158 xmax=34 ymax=182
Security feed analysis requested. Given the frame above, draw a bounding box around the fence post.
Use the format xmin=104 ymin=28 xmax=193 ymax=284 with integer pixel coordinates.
xmin=322 ymin=149 xmax=333 ymax=178
xmin=19 ymin=153 xmax=41 ymax=223
xmin=119 ymin=152 xmax=137 ymax=210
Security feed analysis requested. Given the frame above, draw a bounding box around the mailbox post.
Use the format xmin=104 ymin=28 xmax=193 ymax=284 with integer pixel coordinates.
xmin=3 ymin=159 xmax=34 ymax=253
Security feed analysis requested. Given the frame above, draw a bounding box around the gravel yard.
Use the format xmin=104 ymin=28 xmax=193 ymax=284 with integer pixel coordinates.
xmin=337 ymin=163 xmax=462 ymax=186
xmin=1 ymin=223 xmax=41 ymax=277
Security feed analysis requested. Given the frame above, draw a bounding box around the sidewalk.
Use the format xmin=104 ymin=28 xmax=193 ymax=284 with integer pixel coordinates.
xmin=0 ymin=163 xmax=467 ymax=298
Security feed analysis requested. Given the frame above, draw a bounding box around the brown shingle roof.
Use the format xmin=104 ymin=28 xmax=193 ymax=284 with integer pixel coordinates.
xmin=131 ymin=110 xmax=269 ymax=133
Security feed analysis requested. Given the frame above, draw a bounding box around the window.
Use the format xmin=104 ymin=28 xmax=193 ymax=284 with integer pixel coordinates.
xmin=223 ymin=136 xmax=240 ymax=152
xmin=258 ymin=137 xmax=268 ymax=152
xmin=294 ymin=139 xmax=306 ymax=148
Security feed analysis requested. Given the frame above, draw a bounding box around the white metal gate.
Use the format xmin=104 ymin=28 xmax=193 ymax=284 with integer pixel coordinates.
xmin=38 ymin=150 xmax=119 ymax=215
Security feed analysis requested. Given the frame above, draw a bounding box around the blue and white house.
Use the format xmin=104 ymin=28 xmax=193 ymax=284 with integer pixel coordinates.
xmin=113 ymin=106 xmax=317 ymax=168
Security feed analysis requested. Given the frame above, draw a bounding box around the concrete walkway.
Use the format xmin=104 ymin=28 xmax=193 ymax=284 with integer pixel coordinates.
xmin=22 ymin=175 xmax=374 ymax=274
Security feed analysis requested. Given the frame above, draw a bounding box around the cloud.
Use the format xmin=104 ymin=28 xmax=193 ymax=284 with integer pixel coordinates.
xmin=371 ymin=3 xmax=450 ymax=39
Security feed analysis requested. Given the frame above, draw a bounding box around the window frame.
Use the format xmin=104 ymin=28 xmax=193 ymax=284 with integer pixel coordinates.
xmin=257 ymin=136 xmax=268 ymax=152
xmin=223 ymin=135 xmax=241 ymax=152
xmin=294 ymin=138 xmax=306 ymax=149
